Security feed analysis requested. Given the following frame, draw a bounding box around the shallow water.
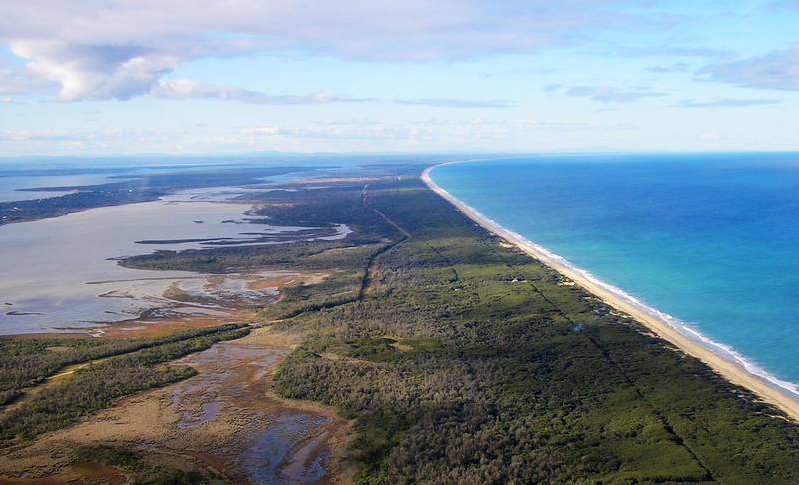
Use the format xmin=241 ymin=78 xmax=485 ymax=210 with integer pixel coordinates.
xmin=171 ymin=340 xmax=334 ymax=483
xmin=0 ymin=173 xmax=128 ymax=202
xmin=0 ymin=188 xmax=349 ymax=335
xmin=172 ymin=342 xmax=286 ymax=430
xmin=239 ymin=412 xmax=330 ymax=485
xmin=431 ymin=153 xmax=799 ymax=396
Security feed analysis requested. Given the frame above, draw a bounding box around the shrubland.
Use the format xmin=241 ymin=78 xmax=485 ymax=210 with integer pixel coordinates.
xmin=8 ymin=164 xmax=798 ymax=483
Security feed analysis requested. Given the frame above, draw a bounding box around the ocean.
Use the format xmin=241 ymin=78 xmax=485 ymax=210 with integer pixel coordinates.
xmin=429 ymin=153 xmax=799 ymax=397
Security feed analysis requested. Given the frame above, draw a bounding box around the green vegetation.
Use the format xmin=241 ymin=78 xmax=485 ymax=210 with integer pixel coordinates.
xmin=121 ymin=180 xmax=408 ymax=320
xmin=0 ymin=189 xmax=164 ymax=226
xmin=0 ymin=323 xmax=250 ymax=396
xmin=0 ymin=165 xmax=313 ymax=226
xmin=11 ymin=163 xmax=799 ymax=483
xmin=0 ymin=324 xmax=249 ymax=446
xmin=226 ymin=172 xmax=799 ymax=484
xmin=75 ymin=445 xmax=234 ymax=485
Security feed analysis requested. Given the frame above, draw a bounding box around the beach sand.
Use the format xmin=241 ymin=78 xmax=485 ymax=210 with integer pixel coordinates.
xmin=422 ymin=165 xmax=799 ymax=422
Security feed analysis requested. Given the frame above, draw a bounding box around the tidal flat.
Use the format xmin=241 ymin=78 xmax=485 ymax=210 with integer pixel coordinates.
xmin=0 ymin=188 xmax=349 ymax=335
xmin=0 ymin=327 xmax=348 ymax=485
xmin=3 ymin=161 xmax=799 ymax=485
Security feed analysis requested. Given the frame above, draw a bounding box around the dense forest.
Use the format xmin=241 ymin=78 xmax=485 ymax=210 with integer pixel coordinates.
xmin=120 ymin=166 xmax=799 ymax=484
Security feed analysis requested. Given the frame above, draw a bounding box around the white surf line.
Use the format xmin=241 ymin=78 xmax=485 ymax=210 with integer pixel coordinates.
xmin=422 ymin=160 xmax=799 ymax=421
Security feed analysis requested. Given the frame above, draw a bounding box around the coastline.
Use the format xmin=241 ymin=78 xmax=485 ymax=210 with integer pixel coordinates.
xmin=422 ymin=163 xmax=799 ymax=422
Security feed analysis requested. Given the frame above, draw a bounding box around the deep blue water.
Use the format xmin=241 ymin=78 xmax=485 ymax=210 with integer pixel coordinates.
xmin=430 ymin=153 xmax=799 ymax=394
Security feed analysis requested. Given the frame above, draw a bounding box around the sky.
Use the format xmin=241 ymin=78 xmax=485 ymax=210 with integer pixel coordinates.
xmin=1 ymin=0 xmax=798 ymax=156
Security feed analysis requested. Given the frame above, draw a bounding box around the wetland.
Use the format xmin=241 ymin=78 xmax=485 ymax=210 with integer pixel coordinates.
xmin=2 ymin=159 xmax=799 ymax=484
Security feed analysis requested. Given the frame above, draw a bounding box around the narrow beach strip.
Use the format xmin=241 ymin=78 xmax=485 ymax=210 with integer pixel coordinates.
xmin=422 ymin=164 xmax=799 ymax=421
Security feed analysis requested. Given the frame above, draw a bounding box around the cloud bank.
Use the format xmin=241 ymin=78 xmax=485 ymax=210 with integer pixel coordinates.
xmin=701 ymin=48 xmax=799 ymax=91
xmin=150 ymin=79 xmax=373 ymax=105
xmin=393 ymin=98 xmax=517 ymax=108
xmin=566 ymin=86 xmax=666 ymax=103
xmin=673 ymin=98 xmax=781 ymax=108
xmin=0 ymin=0 xmax=665 ymax=101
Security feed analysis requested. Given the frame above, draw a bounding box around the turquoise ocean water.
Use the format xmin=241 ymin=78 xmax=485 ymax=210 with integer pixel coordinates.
xmin=429 ymin=153 xmax=799 ymax=396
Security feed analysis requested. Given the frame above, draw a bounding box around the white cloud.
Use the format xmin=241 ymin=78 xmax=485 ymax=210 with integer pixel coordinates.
xmin=151 ymin=81 xmax=514 ymax=107
xmin=239 ymin=123 xmax=413 ymax=140
xmin=393 ymin=98 xmax=516 ymax=108
xmin=10 ymin=41 xmax=180 ymax=101
xmin=0 ymin=0 xmax=672 ymax=101
xmin=566 ymin=86 xmax=666 ymax=103
xmin=700 ymin=48 xmax=799 ymax=91
xmin=237 ymin=117 xmax=634 ymax=144
xmin=0 ymin=59 xmax=57 ymax=95
xmin=240 ymin=127 xmax=282 ymax=136
xmin=616 ymin=45 xmax=735 ymax=59
xmin=673 ymin=98 xmax=781 ymax=108
xmin=0 ymin=116 xmax=648 ymax=155
xmin=151 ymin=79 xmax=372 ymax=104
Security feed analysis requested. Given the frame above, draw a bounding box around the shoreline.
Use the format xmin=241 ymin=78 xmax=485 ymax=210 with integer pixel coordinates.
xmin=422 ymin=163 xmax=799 ymax=422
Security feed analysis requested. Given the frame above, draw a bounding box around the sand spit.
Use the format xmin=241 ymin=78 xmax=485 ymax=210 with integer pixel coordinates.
xmin=83 ymin=270 xmax=328 ymax=339
xmin=422 ymin=165 xmax=799 ymax=422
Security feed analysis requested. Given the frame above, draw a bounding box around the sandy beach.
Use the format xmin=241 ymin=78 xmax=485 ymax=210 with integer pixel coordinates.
xmin=422 ymin=164 xmax=799 ymax=422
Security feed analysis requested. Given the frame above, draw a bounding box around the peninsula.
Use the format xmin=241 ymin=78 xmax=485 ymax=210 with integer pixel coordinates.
xmin=1 ymin=161 xmax=798 ymax=484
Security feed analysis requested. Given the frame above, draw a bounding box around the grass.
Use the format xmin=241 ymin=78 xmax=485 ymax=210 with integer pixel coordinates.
xmin=0 ymin=324 xmax=250 ymax=446
xmin=75 ymin=445 xmax=233 ymax=485
xmin=20 ymin=166 xmax=799 ymax=484
xmin=262 ymin=175 xmax=799 ymax=484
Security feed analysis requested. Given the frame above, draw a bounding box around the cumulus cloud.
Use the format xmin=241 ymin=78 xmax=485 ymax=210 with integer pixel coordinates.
xmin=0 ymin=0 xmax=670 ymax=101
xmin=700 ymin=48 xmax=799 ymax=90
xmin=10 ymin=41 xmax=179 ymax=101
xmin=0 ymin=59 xmax=57 ymax=95
xmin=566 ymin=86 xmax=666 ymax=103
xmin=673 ymin=98 xmax=781 ymax=108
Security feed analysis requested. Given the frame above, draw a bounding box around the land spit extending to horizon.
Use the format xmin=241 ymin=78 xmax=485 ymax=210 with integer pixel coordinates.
xmin=1 ymin=158 xmax=799 ymax=484
xmin=422 ymin=163 xmax=799 ymax=422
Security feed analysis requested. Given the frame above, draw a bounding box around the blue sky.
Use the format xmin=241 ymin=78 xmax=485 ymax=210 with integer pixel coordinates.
xmin=1 ymin=0 xmax=798 ymax=156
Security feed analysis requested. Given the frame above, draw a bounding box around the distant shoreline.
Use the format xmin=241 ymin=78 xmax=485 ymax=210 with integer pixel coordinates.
xmin=422 ymin=162 xmax=799 ymax=421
